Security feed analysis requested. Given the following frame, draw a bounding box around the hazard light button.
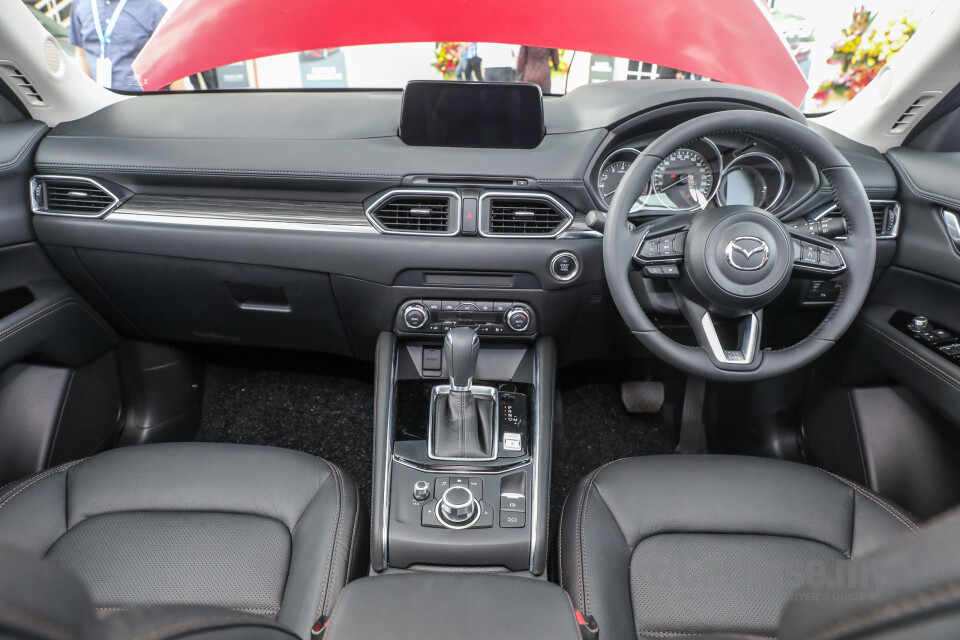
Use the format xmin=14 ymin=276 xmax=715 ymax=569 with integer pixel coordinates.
xmin=462 ymin=197 xmax=478 ymax=235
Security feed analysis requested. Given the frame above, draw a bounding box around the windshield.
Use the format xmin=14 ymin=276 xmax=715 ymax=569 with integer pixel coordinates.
xmin=30 ymin=0 xmax=937 ymax=112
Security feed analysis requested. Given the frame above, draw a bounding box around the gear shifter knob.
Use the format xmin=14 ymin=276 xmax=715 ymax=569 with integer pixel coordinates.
xmin=444 ymin=327 xmax=480 ymax=390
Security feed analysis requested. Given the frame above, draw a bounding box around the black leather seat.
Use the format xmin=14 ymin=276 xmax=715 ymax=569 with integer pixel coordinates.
xmin=0 ymin=442 xmax=366 ymax=639
xmin=559 ymin=455 xmax=920 ymax=640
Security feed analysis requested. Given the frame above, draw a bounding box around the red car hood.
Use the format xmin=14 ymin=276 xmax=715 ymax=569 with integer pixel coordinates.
xmin=132 ymin=0 xmax=808 ymax=105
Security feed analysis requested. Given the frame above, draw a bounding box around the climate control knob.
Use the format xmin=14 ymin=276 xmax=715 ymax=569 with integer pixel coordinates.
xmin=402 ymin=303 xmax=429 ymax=329
xmin=438 ymin=486 xmax=478 ymax=525
xmin=505 ymin=306 xmax=532 ymax=333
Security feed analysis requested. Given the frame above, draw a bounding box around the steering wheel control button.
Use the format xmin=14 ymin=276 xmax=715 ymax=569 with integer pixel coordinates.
xmin=818 ymin=248 xmax=841 ymax=268
xmin=402 ymin=303 xmax=429 ymax=329
xmin=413 ymin=480 xmax=431 ymax=502
xmin=550 ymin=252 xmax=580 ymax=282
xmin=499 ymin=511 xmax=525 ymax=528
xmin=639 ymin=238 xmax=661 ymax=259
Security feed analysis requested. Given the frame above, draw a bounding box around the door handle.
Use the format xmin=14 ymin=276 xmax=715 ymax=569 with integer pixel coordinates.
xmin=943 ymin=209 xmax=960 ymax=251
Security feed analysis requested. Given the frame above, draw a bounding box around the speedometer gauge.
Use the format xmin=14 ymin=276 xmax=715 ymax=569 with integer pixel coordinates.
xmin=652 ymin=148 xmax=713 ymax=210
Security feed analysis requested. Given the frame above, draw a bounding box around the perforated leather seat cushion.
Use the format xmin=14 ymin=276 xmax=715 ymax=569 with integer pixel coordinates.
xmin=559 ymin=455 xmax=920 ymax=640
xmin=0 ymin=442 xmax=366 ymax=639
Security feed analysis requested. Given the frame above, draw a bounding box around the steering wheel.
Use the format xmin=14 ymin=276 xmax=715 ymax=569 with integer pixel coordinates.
xmin=603 ymin=110 xmax=876 ymax=381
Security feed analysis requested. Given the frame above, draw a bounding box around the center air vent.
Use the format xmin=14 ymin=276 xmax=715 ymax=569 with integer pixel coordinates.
xmin=30 ymin=176 xmax=120 ymax=217
xmin=366 ymin=191 xmax=458 ymax=235
xmin=480 ymin=193 xmax=573 ymax=238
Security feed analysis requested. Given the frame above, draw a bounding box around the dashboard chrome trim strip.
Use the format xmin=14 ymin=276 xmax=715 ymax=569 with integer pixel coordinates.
xmin=477 ymin=191 xmax=575 ymax=239
xmin=104 ymin=211 xmax=379 ymax=233
xmin=364 ymin=188 xmax=462 ymax=236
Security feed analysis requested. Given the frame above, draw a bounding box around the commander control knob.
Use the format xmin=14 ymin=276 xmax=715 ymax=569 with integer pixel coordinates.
xmin=413 ymin=480 xmax=431 ymax=502
xmin=438 ymin=486 xmax=477 ymax=525
xmin=505 ymin=305 xmax=532 ymax=333
xmin=909 ymin=316 xmax=929 ymax=332
xmin=402 ymin=303 xmax=429 ymax=330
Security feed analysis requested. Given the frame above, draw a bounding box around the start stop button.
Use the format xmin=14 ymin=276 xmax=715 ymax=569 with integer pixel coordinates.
xmin=549 ymin=252 xmax=580 ymax=282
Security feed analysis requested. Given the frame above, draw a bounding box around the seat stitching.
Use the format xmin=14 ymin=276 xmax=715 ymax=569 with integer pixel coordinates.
xmin=578 ymin=458 xmax=628 ymax=615
xmin=317 ymin=461 xmax=345 ymax=618
xmin=821 ymin=470 xmax=919 ymax=532
xmin=573 ymin=467 xmax=593 ymax=611
xmin=130 ymin=616 xmax=297 ymax=640
xmin=637 ymin=632 xmax=775 ymax=639
xmin=803 ymin=580 xmax=960 ymax=640
xmin=343 ymin=480 xmax=361 ymax=586
xmin=558 ymin=485 xmax=573 ymax=590
xmin=859 ymin=322 xmax=960 ymax=394
xmin=0 ymin=603 xmax=78 ymax=640
xmin=0 ymin=459 xmax=85 ymax=511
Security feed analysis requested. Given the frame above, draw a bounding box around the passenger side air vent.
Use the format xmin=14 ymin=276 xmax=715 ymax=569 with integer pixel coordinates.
xmin=31 ymin=176 xmax=120 ymax=217
xmin=0 ymin=62 xmax=45 ymax=106
xmin=366 ymin=191 xmax=458 ymax=235
xmin=480 ymin=193 xmax=573 ymax=238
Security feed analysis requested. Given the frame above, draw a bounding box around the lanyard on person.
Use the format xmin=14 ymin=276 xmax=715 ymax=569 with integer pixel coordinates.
xmin=91 ymin=0 xmax=130 ymax=56
xmin=90 ymin=0 xmax=129 ymax=88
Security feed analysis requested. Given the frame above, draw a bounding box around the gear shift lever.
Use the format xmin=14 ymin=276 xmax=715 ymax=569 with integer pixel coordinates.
xmin=444 ymin=327 xmax=480 ymax=391
xmin=431 ymin=327 xmax=495 ymax=459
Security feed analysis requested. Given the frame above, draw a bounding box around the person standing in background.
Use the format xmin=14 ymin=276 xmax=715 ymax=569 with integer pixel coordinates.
xmin=516 ymin=46 xmax=560 ymax=93
xmin=70 ymin=0 xmax=167 ymax=91
xmin=461 ymin=43 xmax=483 ymax=81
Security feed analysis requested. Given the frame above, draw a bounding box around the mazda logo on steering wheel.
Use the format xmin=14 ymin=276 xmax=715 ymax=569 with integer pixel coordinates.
xmin=725 ymin=236 xmax=770 ymax=271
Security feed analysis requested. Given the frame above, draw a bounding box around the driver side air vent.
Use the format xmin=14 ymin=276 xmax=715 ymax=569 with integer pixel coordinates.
xmin=480 ymin=193 xmax=573 ymax=238
xmin=366 ymin=191 xmax=458 ymax=235
xmin=30 ymin=176 xmax=120 ymax=217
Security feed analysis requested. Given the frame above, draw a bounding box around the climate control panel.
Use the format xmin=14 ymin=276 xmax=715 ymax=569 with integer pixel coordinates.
xmin=395 ymin=299 xmax=537 ymax=336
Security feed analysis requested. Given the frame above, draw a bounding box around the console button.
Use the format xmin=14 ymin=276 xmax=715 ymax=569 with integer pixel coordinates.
xmin=423 ymin=300 xmax=442 ymax=313
xmin=477 ymin=301 xmax=494 ymax=312
xmin=421 ymin=500 xmax=443 ymax=528
xmin=439 ymin=486 xmax=477 ymax=525
xmin=500 ymin=494 xmax=526 ymax=513
xmin=402 ymin=303 xmax=429 ymax=330
xmin=502 ymin=432 xmax=522 ymax=451
xmin=506 ymin=306 xmax=532 ymax=332
xmin=413 ymin=480 xmax=431 ymax=502
xmin=441 ymin=300 xmax=460 ymax=311
xmin=500 ymin=511 xmax=525 ymax=528
xmin=450 ymin=476 xmax=470 ymax=489
xmin=435 ymin=477 xmax=450 ymax=496
xmin=456 ymin=303 xmax=480 ymax=312
xmin=474 ymin=501 xmax=494 ymax=528
xmin=493 ymin=301 xmax=513 ymax=313
xmin=468 ymin=477 xmax=483 ymax=498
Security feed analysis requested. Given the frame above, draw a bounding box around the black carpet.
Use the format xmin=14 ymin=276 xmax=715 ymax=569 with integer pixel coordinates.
xmin=550 ymin=380 xmax=678 ymax=534
xmin=196 ymin=350 xmax=678 ymax=552
xmin=196 ymin=350 xmax=375 ymax=507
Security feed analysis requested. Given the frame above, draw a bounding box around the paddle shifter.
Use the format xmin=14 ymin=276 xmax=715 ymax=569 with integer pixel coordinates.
xmin=430 ymin=327 xmax=497 ymax=460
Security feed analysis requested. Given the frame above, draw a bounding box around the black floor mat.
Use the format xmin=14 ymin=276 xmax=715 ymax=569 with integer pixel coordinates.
xmin=196 ymin=350 xmax=678 ymax=553
xmin=550 ymin=380 xmax=678 ymax=534
xmin=196 ymin=350 xmax=375 ymax=506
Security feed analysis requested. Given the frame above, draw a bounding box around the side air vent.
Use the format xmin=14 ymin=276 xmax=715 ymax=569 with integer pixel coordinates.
xmin=31 ymin=176 xmax=120 ymax=217
xmin=0 ymin=62 xmax=45 ymax=106
xmin=888 ymin=92 xmax=940 ymax=134
xmin=366 ymin=190 xmax=459 ymax=235
xmin=817 ymin=200 xmax=900 ymax=239
xmin=479 ymin=193 xmax=574 ymax=238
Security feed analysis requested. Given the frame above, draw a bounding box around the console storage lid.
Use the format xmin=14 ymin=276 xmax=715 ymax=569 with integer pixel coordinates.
xmin=324 ymin=573 xmax=580 ymax=640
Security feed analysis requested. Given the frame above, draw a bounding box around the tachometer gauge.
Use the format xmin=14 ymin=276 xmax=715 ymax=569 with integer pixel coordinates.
xmin=652 ymin=148 xmax=714 ymax=210
xmin=598 ymin=159 xmax=649 ymax=205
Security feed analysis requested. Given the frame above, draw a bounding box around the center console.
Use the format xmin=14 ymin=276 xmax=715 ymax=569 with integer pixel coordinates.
xmin=370 ymin=317 xmax=555 ymax=574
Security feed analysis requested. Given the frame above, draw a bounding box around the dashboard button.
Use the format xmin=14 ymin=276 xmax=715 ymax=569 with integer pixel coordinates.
xmin=423 ymin=300 xmax=442 ymax=312
xmin=549 ymin=252 xmax=580 ymax=282
xmin=477 ymin=301 xmax=494 ymax=312
xmin=441 ymin=300 xmax=459 ymax=311
xmin=493 ymin=301 xmax=513 ymax=313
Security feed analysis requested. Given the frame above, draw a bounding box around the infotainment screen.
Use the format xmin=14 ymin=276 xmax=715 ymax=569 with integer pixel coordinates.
xmin=400 ymin=81 xmax=544 ymax=149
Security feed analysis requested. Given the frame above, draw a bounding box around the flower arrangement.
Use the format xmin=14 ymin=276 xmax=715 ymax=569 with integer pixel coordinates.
xmin=812 ymin=7 xmax=918 ymax=108
xmin=432 ymin=42 xmax=464 ymax=78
